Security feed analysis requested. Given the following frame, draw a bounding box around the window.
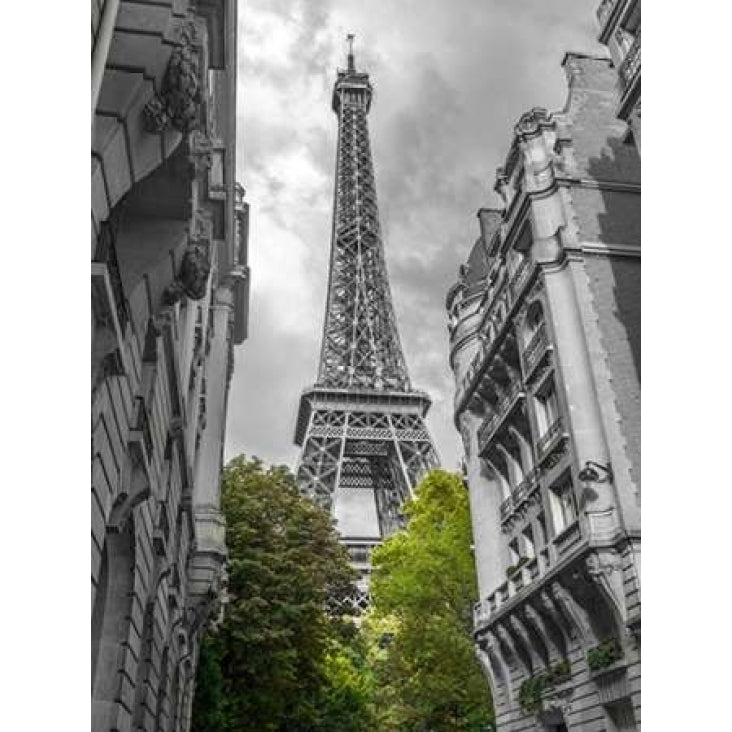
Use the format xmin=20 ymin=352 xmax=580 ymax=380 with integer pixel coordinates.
xmin=524 ymin=301 xmax=544 ymax=343
xmin=535 ymin=378 xmax=560 ymax=436
xmin=549 ymin=479 xmax=578 ymax=534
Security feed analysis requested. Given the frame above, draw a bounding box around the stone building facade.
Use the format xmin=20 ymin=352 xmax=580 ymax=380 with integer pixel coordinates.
xmin=92 ymin=2 xmax=249 ymax=730
xmin=447 ymin=54 xmax=640 ymax=731
xmin=596 ymin=0 xmax=641 ymax=154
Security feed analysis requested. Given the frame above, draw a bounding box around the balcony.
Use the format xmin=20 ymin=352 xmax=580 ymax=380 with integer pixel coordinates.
xmin=454 ymin=262 xmax=538 ymax=416
xmin=521 ymin=324 xmax=550 ymax=377
xmin=553 ymin=520 xmax=582 ymax=556
xmin=513 ymin=466 xmax=540 ymax=507
xmin=537 ymin=416 xmax=566 ymax=458
xmin=476 ymin=382 xmax=525 ymax=454
xmin=509 ymin=256 xmax=533 ymax=300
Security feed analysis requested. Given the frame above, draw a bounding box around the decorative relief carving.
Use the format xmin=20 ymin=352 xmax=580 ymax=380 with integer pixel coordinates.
xmin=515 ymin=107 xmax=550 ymax=137
xmin=163 ymin=243 xmax=211 ymax=305
xmin=188 ymin=130 xmax=214 ymax=176
xmin=585 ymin=549 xmax=628 ymax=624
xmin=549 ymin=581 xmax=595 ymax=646
xmin=144 ymin=23 xmax=203 ymax=134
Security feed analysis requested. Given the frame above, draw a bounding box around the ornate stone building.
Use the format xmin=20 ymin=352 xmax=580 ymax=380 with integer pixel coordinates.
xmin=596 ymin=0 xmax=641 ymax=153
xmin=447 ymin=54 xmax=640 ymax=731
xmin=92 ymin=2 xmax=249 ymax=730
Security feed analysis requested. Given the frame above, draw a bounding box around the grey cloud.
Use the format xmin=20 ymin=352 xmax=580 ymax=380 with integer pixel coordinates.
xmin=228 ymin=0 xmax=604 ymax=470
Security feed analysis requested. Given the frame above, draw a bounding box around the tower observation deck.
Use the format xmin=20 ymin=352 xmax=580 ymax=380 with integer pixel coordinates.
xmin=293 ymin=37 xmax=439 ymax=609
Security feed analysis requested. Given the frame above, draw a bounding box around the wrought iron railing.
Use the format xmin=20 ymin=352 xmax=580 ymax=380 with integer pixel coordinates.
xmin=513 ymin=466 xmax=540 ymax=505
xmin=477 ymin=409 xmax=500 ymax=449
xmin=554 ymin=520 xmax=582 ymax=555
xmin=522 ymin=324 xmax=549 ymax=375
xmin=509 ymin=256 xmax=532 ymax=298
xmin=477 ymin=383 xmax=524 ymax=453
xmin=538 ymin=416 xmax=564 ymax=455
xmin=619 ymin=29 xmax=641 ymax=91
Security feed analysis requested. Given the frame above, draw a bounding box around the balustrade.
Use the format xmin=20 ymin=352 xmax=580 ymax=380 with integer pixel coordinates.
xmin=554 ymin=520 xmax=582 ymax=555
xmin=454 ymin=252 xmax=537 ymax=414
xmin=513 ymin=466 xmax=539 ymax=505
xmin=538 ymin=416 xmax=564 ymax=456
xmin=499 ymin=494 xmax=513 ymax=523
xmin=509 ymin=256 xmax=532 ymax=299
xmin=521 ymin=324 xmax=549 ymax=375
xmin=477 ymin=382 xmax=524 ymax=453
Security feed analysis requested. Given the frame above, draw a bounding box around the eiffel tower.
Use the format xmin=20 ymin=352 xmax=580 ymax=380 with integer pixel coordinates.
xmin=294 ymin=37 xmax=439 ymax=608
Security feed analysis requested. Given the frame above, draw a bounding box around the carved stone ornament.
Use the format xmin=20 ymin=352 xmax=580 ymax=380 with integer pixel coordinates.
xmin=163 ymin=243 xmax=211 ymax=305
xmin=585 ymin=549 xmax=627 ymax=623
xmin=144 ymin=23 xmax=202 ymax=134
xmin=515 ymin=107 xmax=550 ymax=137
xmin=188 ymin=130 xmax=214 ymax=175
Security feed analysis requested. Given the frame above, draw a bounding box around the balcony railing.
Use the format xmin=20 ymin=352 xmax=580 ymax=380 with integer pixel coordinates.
xmin=618 ymin=28 xmax=640 ymax=91
xmin=477 ymin=382 xmax=525 ymax=453
xmin=513 ymin=466 xmax=540 ymax=506
xmin=521 ymin=324 xmax=549 ymax=376
xmin=509 ymin=256 xmax=533 ymax=299
xmin=454 ymin=261 xmax=538 ymax=415
xmin=537 ymin=416 xmax=565 ymax=456
xmin=554 ymin=520 xmax=582 ymax=555
xmin=499 ymin=494 xmax=514 ymax=523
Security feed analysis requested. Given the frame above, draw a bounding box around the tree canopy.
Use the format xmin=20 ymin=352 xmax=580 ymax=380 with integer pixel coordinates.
xmin=191 ymin=461 xmax=493 ymax=732
xmin=367 ymin=469 xmax=494 ymax=731
xmin=191 ymin=455 xmax=364 ymax=732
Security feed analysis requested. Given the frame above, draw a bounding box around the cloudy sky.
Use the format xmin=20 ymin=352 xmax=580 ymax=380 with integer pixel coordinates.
xmin=225 ymin=0 xmax=603 ymax=471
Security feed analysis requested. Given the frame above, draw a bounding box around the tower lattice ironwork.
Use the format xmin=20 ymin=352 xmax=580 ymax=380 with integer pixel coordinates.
xmin=294 ymin=38 xmax=439 ymax=608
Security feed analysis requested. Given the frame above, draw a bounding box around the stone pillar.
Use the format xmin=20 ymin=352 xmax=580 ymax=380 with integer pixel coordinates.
xmin=517 ymin=111 xmax=620 ymax=542
xmin=462 ymin=410 xmax=503 ymax=600
xmin=188 ymin=285 xmax=234 ymax=604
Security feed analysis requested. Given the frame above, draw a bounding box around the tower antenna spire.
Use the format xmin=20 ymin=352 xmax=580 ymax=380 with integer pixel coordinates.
xmin=346 ymin=33 xmax=355 ymax=71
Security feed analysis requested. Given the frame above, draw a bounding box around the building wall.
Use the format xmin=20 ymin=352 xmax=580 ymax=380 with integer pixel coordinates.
xmin=449 ymin=54 xmax=640 ymax=731
xmin=91 ymin=2 xmax=249 ymax=730
xmin=595 ymin=0 xmax=641 ymax=154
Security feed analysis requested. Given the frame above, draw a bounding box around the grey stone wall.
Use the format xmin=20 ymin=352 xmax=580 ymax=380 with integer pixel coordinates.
xmin=92 ymin=2 xmax=248 ymax=730
xmin=448 ymin=53 xmax=640 ymax=731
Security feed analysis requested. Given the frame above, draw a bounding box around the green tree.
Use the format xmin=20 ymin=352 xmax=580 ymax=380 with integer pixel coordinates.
xmin=191 ymin=455 xmax=361 ymax=732
xmin=367 ymin=469 xmax=494 ymax=731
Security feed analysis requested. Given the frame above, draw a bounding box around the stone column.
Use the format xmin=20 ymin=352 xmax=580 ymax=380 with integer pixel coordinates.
xmin=518 ymin=111 xmax=619 ymax=542
xmin=188 ymin=284 xmax=234 ymax=605
xmin=462 ymin=410 xmax=503 ymax=600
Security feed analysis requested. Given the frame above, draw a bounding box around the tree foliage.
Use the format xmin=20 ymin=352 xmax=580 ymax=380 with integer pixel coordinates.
xmin=367 ymin=469 xmax=494 ymax=731
xmin=191 ymin=455 xmax=362 ymax=732
xmin=191 ymin=461 xmax=493 ymax=732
